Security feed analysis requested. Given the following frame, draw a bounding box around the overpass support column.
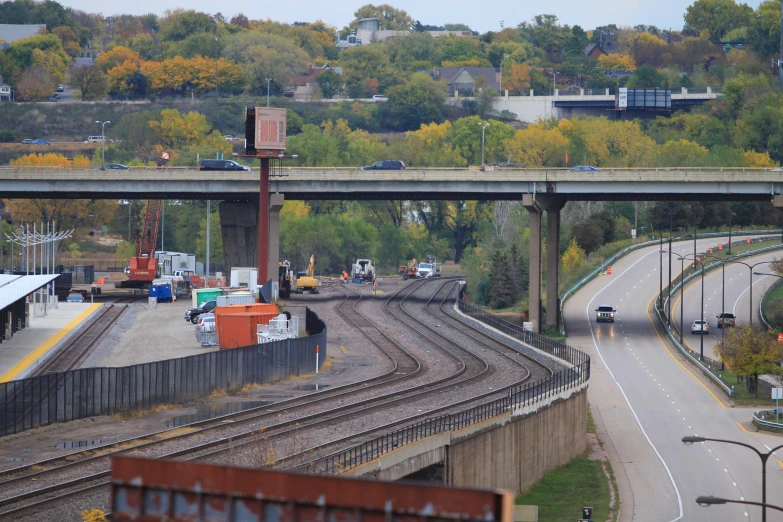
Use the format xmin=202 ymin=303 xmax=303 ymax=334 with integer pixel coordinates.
xmin=523 ymin=195 xmax=542 ymax=332
xmin=268 ymin=194 xmax=284 ymax=285
xmin=219 ymin=201 xmax=259 ymax=276
xmin=543 ymin=197 xmax=567 ymax=329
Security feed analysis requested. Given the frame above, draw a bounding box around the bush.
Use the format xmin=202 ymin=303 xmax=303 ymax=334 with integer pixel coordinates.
xmin=0 ymin=130 xmax=16 ymax=143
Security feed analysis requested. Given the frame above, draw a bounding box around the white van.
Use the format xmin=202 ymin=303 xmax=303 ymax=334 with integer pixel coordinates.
xmin=86 ymin=136 xmax=106 ymax=143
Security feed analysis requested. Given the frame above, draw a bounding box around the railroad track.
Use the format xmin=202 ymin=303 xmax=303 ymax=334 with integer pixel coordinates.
xmin=0 ymin=279 xmax=548 ymax=519
xmin=33 ymin=298 xmax=137 ymax=375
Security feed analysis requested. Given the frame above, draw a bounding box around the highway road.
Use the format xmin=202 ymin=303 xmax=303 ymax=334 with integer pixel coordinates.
xmin=564 ymin=236 xmax=783 ymax=522
xmin=670 ymin=249 xmax=782 ymax=362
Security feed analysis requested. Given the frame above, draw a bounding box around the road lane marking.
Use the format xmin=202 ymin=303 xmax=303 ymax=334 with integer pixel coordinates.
xmin=585 ymin=249 xmax=683 ymax=522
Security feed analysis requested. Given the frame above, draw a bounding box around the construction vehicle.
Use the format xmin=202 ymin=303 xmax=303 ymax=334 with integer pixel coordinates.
xmin=116 ymin=201 xmax=162 ymax=289
xmin=417 ymin=256 xmax=442 ymax=278
xmin=399 ymin=259 xmax=418 ymax=280
xmin=278 ymin=261 xmax=293 ymax=299
xmin=295 ymin=255 xmax=319 ymax=294
xmin=351 ymin=258 xmax=375 ymax=282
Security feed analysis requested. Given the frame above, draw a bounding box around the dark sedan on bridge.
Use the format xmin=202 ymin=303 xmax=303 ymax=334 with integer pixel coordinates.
xmin=571 ymin=165 xmax=601 ymax=171
xmin=105 ymin=164 xmax=130 ymax=170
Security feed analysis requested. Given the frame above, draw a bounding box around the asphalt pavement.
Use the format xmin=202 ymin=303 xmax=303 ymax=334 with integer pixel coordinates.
xmin=564 ymin=236 xmax=783 ymax=522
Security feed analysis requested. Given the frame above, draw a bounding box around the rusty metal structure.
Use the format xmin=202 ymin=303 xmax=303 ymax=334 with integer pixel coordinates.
xmin=111 ymin=456 xmax=513 ymax=522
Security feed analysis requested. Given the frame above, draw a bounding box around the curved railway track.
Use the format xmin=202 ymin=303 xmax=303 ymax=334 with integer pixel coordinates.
xmin=0 ymin=278 xmax=552 ymax=519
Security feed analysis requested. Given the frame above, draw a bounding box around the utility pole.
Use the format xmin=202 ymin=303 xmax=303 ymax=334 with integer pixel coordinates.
xmin=266 ymin=78 xmax=271 ymax=107
xmin=206 ymin=200 xmax=211 ymax=279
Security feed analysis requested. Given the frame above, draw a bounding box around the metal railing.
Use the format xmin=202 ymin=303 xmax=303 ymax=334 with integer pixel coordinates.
xmin=0 ymin=308 xmax=326 ymax=436
xmin=753 ymin=410 xmax=783 ymax=432
xmin=3 ymin=165 xmax=783 ymax=172
xmin=305 ymin=301 xmax=589 ymax=474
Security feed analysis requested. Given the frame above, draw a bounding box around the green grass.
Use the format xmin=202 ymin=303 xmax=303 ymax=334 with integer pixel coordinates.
xmin=515 ymin=457 xmax=612 ymax=522
xmin=715 ymin=369 xmax=775 ymax=407
xmin=763 ymin=281 xmax=783 ymax=331
xmin=515 ymin=408 xmax=616 ymax=522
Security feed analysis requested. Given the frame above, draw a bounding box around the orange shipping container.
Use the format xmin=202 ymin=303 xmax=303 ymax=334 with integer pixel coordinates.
xmin=216 ymin=312 xmax=279 ymax=349
xmin=213 ymin=303 xmax=278 ymax=321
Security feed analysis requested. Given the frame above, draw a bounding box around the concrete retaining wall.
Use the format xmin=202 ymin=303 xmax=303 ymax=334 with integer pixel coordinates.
xmin=448 ymin=389 xmax=587 ymax=492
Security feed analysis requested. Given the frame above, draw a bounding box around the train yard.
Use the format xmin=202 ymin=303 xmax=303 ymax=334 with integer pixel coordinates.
xmin=0 ymin=276 xmax=562 ymax=520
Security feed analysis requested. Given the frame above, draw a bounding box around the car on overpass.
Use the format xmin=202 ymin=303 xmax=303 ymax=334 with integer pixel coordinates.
xmin=571 ymin=165 xmax=601 ymax=171
xmin=105 ymin=164 xmax=129 ymax=170
xmin=691 ymin=319 xmax=710 ymax=334
xmin=362 ymin=160 xmax=405 ymax=170
xmin=32 ymin=139 xmax=51 ymax=145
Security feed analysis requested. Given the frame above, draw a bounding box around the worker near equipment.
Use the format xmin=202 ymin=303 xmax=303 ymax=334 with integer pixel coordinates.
xmin=342 ymin=271 xmax=349 ymax=282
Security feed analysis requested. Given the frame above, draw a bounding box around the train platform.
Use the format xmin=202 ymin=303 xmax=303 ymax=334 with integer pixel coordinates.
xmin=0 ymin=302 xmax=101 ymax=382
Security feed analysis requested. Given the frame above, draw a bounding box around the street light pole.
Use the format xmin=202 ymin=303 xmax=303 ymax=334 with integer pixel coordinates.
xmin=266 ymin=78 xmax=271 ymax=107
xmin=95 ymin=120 xmax=110 ymax=170
xmin=478 ymin=121 xmax=490 ymax=169
xmin=684 ymin=435 xmax=783 ymax=522
xmin=214 ymin=37 xmax=219 ymax=101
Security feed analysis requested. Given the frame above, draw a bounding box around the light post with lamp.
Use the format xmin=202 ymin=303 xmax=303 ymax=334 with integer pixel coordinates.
xmin=680 ymin=253 xmax=707 ymax=359
xmin=683 ymin=435 xmax=783 ymax=522
xmin=478 ymin=121 xmax=490 ymax=169
xmin=695 ymin=496 xmax=783 ymax=515
xmin=661 ymin=250 xmax=687 ymax=340
xmin=724 ymin=259 xmax=772 ymax=327
xmin=655 ymin=204 xmax=690 ymax=312
xmin=96 ymin=120 xmax=110 ymax=170
xmin=266 ymin=78 xmax=271 ymax=107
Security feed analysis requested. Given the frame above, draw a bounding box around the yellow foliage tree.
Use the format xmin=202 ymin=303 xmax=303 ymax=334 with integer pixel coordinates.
xmin=281 ymin=200 xmax=310 ymax=219
xmin=504 ymin=62 xmax=531 ymax=94
xmin=597 ymin=53 xmax=636 ymax=70
xmin=504 ymin=123 xmax=569 ymax=167
xmin=107 ymin=60 xmax=142 ymax=94
xmin=11 ymin=153 xmax=90 ymax=167
xmin=31 ymin=48 xmax=68 ymax=84
xmin=561 ymin=117 xmax=657 ymax=167
xmin=402 ymin=121 xmax=467 ymax=167
xmin=561 ymin=238 xmax=586 ymax=273
xmin=95 ymin=46 xmax=142 ymax=72
xmin=743 ymin=150 xmax=775 ymax=167
xmin=149 ymin=109 xmax=211 ymax=147
xmin=442 ymin=58 xmax=487 ymax=67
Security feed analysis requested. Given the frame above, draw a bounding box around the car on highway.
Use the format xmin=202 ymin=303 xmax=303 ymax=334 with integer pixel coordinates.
xmin=717 ymin=312 xmax=736 ymax=328
xmin=691 ymin=319 xmax=710 ymax=334
xmin=32 ymin=139 xmax=51 ymax=145
xmin=372 ymin=94 xmax=388 ymax=101
xmin=22 ymin=138 xmax=34 ymax=144
xmin=57 ymin=84 xmax=64 ymax=92
xmin=362 ymin=160 xmax=405 ymax=170
xmin=223 ymin=135 xmax=240 ymax=141
xmin=185 ymin=300 xmax=216 ymax=324
xmin=66 ymin=293 xmax=85 ymax=303
xmin=595 ymin=305 xmax=616 ymax=322
xmin=571 ymin=165 xmax=601 ymax=171
xmin=105 ymin=163 xmax=129 ymax=169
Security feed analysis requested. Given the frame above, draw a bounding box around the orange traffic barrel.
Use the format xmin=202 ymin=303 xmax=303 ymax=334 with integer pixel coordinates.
xmin=747 ymin=237 xmax=751 ymax=244
xmin=607 ymin=266 xmax=612 ymax=275
xmin=718 ymin=243 xmax=723 ymax=250
xmin=778 ymin=333 xmax=783 ymax=343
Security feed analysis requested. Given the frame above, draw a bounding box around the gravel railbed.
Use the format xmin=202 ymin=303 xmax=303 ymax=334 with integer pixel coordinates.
xmin=77 ymin=303 xmax=143 ymax=369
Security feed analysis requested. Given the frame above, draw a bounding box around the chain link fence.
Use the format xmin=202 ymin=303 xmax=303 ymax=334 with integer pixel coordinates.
xmin=0 ymin=308 xmax=326 ymax=436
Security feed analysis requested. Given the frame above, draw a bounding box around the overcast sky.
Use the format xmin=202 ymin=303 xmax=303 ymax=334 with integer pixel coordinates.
xmin=67 ymin=0 xmax=766 ymax=33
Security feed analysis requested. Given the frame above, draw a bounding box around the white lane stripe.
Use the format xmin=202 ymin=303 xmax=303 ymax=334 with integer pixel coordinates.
xmin=732 ymin=274 xmax=773 ymax=316
xmin=585 ymin=250 xmax=683 ymax=522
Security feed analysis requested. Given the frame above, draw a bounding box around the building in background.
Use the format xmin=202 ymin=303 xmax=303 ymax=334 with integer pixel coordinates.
xmin=0 ymin=24 xmax=46 ymax=48
xmin=438 ymin=67 xmax=500 ymax=96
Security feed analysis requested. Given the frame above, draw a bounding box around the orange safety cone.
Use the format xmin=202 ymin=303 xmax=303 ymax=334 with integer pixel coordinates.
xmin=607 ymin=266 xmax=612 ymax=275
xmin=708 ymin=247 xmax=713 ymax=254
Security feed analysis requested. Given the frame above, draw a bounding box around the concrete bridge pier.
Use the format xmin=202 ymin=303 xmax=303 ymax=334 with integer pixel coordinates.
xmin=219 ymin=194 xmax=284 ymax=281
xmin=523 ymin=194 xmax=566 ymax=332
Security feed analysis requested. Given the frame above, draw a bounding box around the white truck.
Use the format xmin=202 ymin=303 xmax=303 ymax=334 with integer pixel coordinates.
xmin=417 ymin=256 xmax=442 ymax=278
xmin=351 ymin=259 xmax=375 ymax=282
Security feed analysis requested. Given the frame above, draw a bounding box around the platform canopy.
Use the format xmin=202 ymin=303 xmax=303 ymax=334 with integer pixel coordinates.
xmin=0 ymin=274 xmax=59 ymax=310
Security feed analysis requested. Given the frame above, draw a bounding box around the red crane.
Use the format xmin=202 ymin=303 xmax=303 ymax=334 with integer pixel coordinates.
xmin=126 ymin=200 xmax=161 ymax=287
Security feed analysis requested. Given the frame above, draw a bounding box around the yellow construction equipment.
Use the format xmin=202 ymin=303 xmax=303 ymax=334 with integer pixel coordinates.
xmin=398 ymin=258 xmax=418 ymax=280
xmin=295 ymin=255 xmax=319 ymax=294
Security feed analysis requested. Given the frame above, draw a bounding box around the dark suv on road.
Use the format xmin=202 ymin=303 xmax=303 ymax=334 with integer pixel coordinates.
xmin=717 ymin=312 xmax=736 ymax=328
xmin=185 ymin=300 xmax=216 ymax=323
xmin=199 ymin=159 xmax=250 ymax=171
xmin=595 ymin=305 xmax=616 ymax=323
xmin=362 ymin=160 xmax=405 ymax=170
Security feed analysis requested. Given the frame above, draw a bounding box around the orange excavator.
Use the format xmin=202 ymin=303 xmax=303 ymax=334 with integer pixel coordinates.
xmin=117 ymin=201 xmax=162 ymax=288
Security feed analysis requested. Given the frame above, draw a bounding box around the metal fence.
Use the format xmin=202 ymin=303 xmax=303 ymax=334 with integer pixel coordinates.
xmin=0 ymin=308 xmax=326 ymax=436
xmin=306 ymin=302 xmax=589 ymax=474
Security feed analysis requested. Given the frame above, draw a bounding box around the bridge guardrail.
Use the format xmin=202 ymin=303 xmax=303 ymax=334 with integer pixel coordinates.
xmin=559 ymin=230 xmax=782 ymax=336
xmin=3 ymin=165 xmax=783 ymax=172
xmin=753 ymin=410 xmax=783 ymax=432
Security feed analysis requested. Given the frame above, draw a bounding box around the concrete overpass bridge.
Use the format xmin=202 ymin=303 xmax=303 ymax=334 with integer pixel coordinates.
xmin=4 ymin=166 xmax=783 ymax=332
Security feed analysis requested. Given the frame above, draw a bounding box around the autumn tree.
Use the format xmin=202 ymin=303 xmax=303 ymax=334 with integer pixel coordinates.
xmin=386 ymin=72 xmax=447 ymax=130
xmin=715 ymin=325 xmax=783 ymax=396
xmin=684 ymin=0 xmax=753 ymax=41
xmin=505 ymin=122 xmax=569 ymax=167
xmin=316 ymin=69 xmax=344 ymax=99
xmin=148 ymin=109 xmax=211 ymax=147
xmin=352 ymin=3 xmax=414 ymax=30
xmin=95 ymin=46 xmax=143 ymax=72
xmin=15 ymin=66 xmax=54 ymax=101
xmin=597 ymin=54 xmax=636 ymax=70
xmin=504 ymin=62 xmax=531 ymax=94
xmin=70 ymin=64 xmax=109 ymax=100
xmin=561 ymin=237 xmax=586 ymax=273
xmin=159 ymin=9 xmax=216 ymax=42
xmin=340 ymin=44 xmax=397 ymax=98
